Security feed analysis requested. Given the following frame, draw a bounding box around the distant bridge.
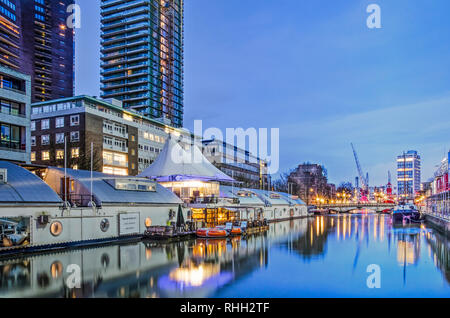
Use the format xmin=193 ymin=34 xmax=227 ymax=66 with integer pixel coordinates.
xmin=321 ymin=203 xmax=395 ymax=213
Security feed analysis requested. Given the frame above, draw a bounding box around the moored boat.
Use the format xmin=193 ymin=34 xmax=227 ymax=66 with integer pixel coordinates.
xmin=196 ymin=228 xmax=228 ymax=238
xmin=311 ymin=208 xmax=329 ymax=215
xmin=392 ymin=204 xmax=421 ymax=223
xmin=230 ymin=227 xmax=243 ymax=236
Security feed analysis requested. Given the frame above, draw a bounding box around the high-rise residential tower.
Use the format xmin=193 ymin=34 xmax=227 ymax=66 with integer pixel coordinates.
xmin=397 ymin=150 xmax=421 ymax=200
xmin=100 ymin=0 xmax=184 ymax=128
xmin=0 ymin=0 xmax=20 ymax=69
xmin=20 ymin=0 xmax=75 ymax=102
xmin=0 ymin=0 xmax=75 ymax=103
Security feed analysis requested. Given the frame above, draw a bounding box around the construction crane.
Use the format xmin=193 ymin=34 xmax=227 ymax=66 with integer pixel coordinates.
xmin=351 ymin=143 xmax=369 ymax=201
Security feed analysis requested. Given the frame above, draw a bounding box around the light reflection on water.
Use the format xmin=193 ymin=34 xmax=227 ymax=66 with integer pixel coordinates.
xmin=0 ymin=213 xmax=448 ymax=298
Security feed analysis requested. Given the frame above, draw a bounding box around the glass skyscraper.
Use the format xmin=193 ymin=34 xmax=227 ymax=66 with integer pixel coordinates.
xmin=397 ymin=150 xmax=421 ymax=200
xmin=100 ymin=0 xmax=184 ymax=128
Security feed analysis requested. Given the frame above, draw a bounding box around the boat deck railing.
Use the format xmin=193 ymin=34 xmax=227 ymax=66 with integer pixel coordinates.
xmin=59 ymin=194 xmax=100 ymax=208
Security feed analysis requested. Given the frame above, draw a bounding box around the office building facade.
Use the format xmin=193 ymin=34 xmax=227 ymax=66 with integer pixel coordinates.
xmin=0 ymin=0 xmax=75 ymax=102
xmin=100 ymin=0 xmax=184 ymax=127
xmin=31 ymin=95 xmax=190 ymax=176
xmin=397 ymin=150 xmax=421 ymax=199
xmin=0 ymin=65 xmax=31 ymax=163
xmin=202 ymin=138 xmax=269 ymax=189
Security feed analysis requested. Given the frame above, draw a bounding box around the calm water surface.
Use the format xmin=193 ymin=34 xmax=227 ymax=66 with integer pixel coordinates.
xmin=0 ymin=214 xmax=449 ymax=298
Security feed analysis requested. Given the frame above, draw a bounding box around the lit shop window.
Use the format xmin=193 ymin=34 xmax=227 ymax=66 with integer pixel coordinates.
xmin=71 ymin=147 xmax=79 ymax=158
xmin=42 ymin=151 xmax=50 ymax=161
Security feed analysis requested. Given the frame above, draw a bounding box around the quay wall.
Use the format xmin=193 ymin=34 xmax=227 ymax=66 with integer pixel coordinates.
xmin=425 ymin=214 xmax=450 ymax=237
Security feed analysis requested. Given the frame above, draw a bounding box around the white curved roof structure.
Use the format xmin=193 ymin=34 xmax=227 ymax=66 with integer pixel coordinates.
xmin=138 ymin=135 xmax=235 ymax=183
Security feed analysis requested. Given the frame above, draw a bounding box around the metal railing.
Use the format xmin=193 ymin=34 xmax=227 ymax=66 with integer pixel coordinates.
xmin=59 ymin=194 xmax=99 ymax=208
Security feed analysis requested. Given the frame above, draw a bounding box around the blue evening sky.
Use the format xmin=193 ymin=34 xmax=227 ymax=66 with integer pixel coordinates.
xmin=75 ymin=0 xmax=450 ymax=186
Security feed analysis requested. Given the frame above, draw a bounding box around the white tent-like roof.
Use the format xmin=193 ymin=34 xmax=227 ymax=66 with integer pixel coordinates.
xmin=138 ymin=135 xmax=235 ymax=183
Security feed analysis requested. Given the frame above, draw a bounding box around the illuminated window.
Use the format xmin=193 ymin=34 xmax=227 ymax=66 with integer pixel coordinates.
xmin=103 ymin=166 xmax=128 ymax=176
xmin=31 ymin=152 xmax=36 ymax=162
xmin=72 ymin=164 xmax=78 ymax=170
xmin=56 ymin=149 xmax=64 ymax=160
xmin=41 ymin=151 xmax=50 ymax=161
xmin=71 ymin=147 xmax=79 ymax=158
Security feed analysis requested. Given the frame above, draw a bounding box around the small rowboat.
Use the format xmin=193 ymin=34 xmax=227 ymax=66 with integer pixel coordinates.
xmin=196 ymin=227 xmax=228 ymax=238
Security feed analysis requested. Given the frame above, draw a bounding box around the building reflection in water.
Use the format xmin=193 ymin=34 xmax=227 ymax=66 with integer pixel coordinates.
xmin=0 ymin=216 xmax=448 ymax=298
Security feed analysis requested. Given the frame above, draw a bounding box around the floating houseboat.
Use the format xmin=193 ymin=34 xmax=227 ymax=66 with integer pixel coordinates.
xmin=392 ymin=204 xmax=421 ymax=223
xmin=0 ymin=161 xmax=183 ymax=255
xmin=0 ymin=134 xmax=308 ymax=255
xmin=138 ymin=136 xmax=308 ymax=229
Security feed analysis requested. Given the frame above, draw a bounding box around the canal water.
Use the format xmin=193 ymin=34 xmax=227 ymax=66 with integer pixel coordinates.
xmin=0 ymin=213 xmax=448 ymax=298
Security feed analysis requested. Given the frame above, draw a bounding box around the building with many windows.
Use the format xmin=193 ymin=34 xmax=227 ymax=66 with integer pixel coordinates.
xmin=0 ymin=0 xmax=75 ymax=102
xmin=397 ymin=150 xmax=421 ymax=200
xmin=424 ymin=151 xmax=449 ymax=219
xmin=0 ymin=65 xmax=31 ymax=163
xmin=100 ymin=0 xmax=184 ymax=127
xmin=288 ymin=163 xmax=335 ymax=205
xmin=31 ymin=95 xmax=191 ymax=176
xmin=202 ymin=138 xmax=268 ymax=189
xmin=0 ymin=0 xmax=21 ymax=69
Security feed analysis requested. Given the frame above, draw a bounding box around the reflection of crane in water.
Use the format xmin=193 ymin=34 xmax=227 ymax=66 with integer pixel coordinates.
xmin=352 ymin=215 xmax=377 ymax=273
